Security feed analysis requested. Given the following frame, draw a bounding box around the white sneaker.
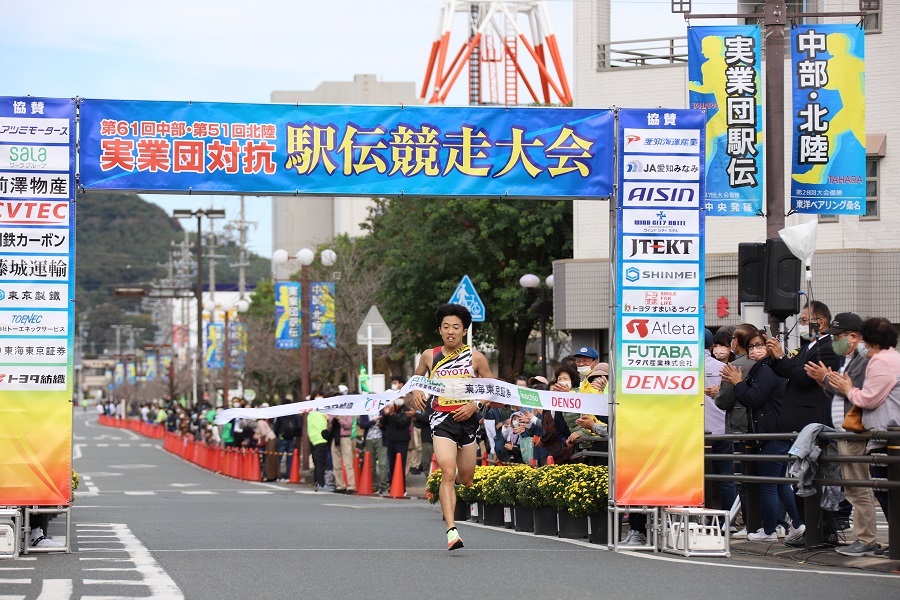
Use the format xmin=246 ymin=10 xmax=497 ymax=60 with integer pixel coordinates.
xmin=622 ymin=531 xmax=648 ymax=546
xmin=775 ymin=525 xmax=786 ymax=538
xmin=30 ymin=527 xmax=63 ymax=548
xmin=747 ymin=528 xmax=777 ymax=542
xmin=732 ymin=527 xmax=748 ymax=539
xmin=785 ymin=523 xmax=806 ymax=543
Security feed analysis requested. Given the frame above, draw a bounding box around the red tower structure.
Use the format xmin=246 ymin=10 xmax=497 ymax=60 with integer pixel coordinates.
xmin=421 ymin=1 xmax=572 ymax=106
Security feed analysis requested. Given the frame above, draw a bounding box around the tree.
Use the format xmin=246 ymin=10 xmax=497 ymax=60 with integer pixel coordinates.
xmin=361 ymin=197 xmax=572 ymax=380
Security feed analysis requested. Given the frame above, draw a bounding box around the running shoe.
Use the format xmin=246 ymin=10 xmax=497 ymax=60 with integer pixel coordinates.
xmin=447 ymin=527 xmax=464 ymax=551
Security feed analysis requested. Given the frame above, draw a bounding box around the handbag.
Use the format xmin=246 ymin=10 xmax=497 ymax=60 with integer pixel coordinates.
xmin=841 ymin=406 xmax=865 ymax=432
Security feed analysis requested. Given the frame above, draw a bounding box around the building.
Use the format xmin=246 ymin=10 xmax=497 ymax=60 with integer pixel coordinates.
xmin=270 ymin=74 xmax=422 ymax=277
xmin=554 ymin=0 xmax=896 ymax=354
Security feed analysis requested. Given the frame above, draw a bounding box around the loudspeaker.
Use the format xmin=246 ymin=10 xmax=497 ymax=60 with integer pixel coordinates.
xmin=738 ymin=243 xmax=766 ymax=304
xmin=763 ymin=238 xmax=801 ymax=319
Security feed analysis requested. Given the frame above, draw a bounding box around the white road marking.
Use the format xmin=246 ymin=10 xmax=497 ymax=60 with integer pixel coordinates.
xmin=81 ymin=475 xmax=100 ymax=495
xmin=117 ymin=444 xmax=132 ymax=447
xmin=97 ymin=444 xmax=109 ymax=447
xmin=181 ymin=491 xmax=215 ymax=495
xmin=238 ymin=491 xmax=272 ymax=495
xmin=0 ymin=579 xmax=30 ymax=584
xmin=123 ymin=492 xmax=156 ymax=496
xmin=0 ymin=594 xmax=26 ymax=600
xmin=35 ymin=579 xmax=72 ymax=600
xmin=83 ymin=568 xmax=140 ymax=572
xmin=0 ymin=568 xmax=34 ymax=571
xmin=78 ymin=558 xmax=133 ymax=562
xmin=169 ymin=483 xmax=198 ymax=488
xmin=73 ymin=444 xmax=83 ymax=460
xmin=83 ymin=580 xmax=146 ymax=585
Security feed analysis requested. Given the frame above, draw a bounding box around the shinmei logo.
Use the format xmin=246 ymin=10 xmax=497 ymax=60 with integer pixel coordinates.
xmin=626 ymin=319 xmax=650 ymax=338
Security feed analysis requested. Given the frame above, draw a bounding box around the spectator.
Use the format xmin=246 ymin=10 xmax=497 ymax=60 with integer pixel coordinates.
xmin=359 ymin=410 xmax=390 ymax=495
xmin=827 ymin=316 xmax=900 ymax=556
xmin=539 ymin=364 xmax=578 ymax=465
xmin=414 ymin=404 xmax=435 ymax=474
xmin=254 ymin=412 xmax=278 ymax=482
xmin=701 ymin=328 xmax=730 ymax=514
xmin=722 ymin=328 xmax=805 ymax=544
xmin=711 ymin=329 xmax=733 ymax=363
xmin=381 ymin=398 xmax=413 ymax=495
xmin=307 ymin=390 xmax=331 ymax=492
xmin=571 ymin=347 xmax=606 ymax=393
xmin=331 ymin=413 xmax=357 ymax=494
xmin=274 ymin=414 xmax=299 ymax=481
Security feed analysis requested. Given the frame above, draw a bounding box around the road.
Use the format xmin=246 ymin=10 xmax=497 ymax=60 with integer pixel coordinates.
xmin=4 ymin=410 xmax=897 ymax=600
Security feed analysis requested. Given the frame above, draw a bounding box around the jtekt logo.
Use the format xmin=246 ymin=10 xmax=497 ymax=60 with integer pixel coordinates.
xmin=629 ymin=238 xmax=694 ymax=257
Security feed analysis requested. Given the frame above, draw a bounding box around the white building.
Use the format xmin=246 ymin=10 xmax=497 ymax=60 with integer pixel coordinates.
xmin=554 ymin=0 xmax=896 ymax=354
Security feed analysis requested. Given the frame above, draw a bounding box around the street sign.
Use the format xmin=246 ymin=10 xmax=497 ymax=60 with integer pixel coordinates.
xmin=357 ymin=305 xmax=392 ymax=345
xmin=449 ymin=275 xmax=485 ymax=322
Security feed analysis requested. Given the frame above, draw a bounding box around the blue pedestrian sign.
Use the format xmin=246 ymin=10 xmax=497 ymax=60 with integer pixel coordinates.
xmin=449 ymin=275 xmax=486 ymax=322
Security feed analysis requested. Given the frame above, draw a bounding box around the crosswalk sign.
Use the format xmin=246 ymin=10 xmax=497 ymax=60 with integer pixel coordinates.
xmin=448 ymin=275 xmax=485 ymax=322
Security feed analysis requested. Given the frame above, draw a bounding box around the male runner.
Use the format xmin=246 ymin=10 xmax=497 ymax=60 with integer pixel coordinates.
xmin=408 ymin=303 xmax=493 ymax=550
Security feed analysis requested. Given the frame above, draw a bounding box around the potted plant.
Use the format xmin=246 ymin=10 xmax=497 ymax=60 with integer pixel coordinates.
xmin=496 ymin=466 xmax=527 ymax=529
xmin=479 ymin=466 xmax=505 ymax=526
xmin=540 ymin=464 xmax=589 ymax=539
xmin=567 ymin=466 xmax=610 ymax=544
xmin=513 ymin=466 xmax=542 ymax=533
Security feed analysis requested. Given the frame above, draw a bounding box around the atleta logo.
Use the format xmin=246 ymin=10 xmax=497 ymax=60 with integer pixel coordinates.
xmin=628 ymin=238 xmax=694 ymax=257
xmin=517 ymin=388 xmax=543 ymax=408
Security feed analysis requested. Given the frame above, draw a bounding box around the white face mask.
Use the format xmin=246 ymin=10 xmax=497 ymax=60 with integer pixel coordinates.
xmin=577 ymin=365 xmax=592 ymax=377
xmin=712 ymin=348 xmax=729 ymax=361
xmin=393 ymin=398 xmax=405 ymax=407
xmin=390 ymin=384 xmax=400 ymax=391
xmin=858 ymin=344 xmax=870 ymax=359
xmin=799 ymin=325 xmax=812 ymax=339
xmin=748 ymin=347 xmax=768 ymax=362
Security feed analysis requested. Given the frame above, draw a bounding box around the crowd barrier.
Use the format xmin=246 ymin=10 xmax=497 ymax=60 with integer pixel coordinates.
xmin=97 ymin=415 xmax=165 ymax=439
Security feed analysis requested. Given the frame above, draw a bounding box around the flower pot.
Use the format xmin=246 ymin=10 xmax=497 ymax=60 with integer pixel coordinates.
xmin=557 ymin=510 xmax=588 ymax=539
xmin=588 ymin=513 xmax=608 ymax=544
xmin=483 ymin=503 xmax=504 ymax=527
xmin=454 ymin=501 xmax=469 ymax=522
xmin=514 ymin=505 xmax=533 ymax=532
xmin=533 ymin=506 xmax=558 ymax=536
xmin=503 ymin=505 xmax=514 ymax=529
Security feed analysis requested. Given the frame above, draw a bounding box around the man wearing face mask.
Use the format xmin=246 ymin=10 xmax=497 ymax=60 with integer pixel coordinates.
xmin=572 ymin=347 xmax=605 ymax=394
xmin=766 ymin=301 xmax=841 ymax=431
xmin=804 ymin=312 xmax=877 ymax=554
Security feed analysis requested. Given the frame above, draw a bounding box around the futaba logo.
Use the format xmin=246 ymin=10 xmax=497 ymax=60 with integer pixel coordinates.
xmin=626 ymin=344 xmax=693 ymax=359
xmin=518 ymin=388 xmax=542 ymax=408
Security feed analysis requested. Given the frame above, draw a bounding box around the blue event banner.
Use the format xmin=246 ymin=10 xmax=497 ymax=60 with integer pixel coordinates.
xmin=205 ymin=323 xmax=225 ymax=369
xmin=309 ymin=281 xmax=335 ymax=349
xmin=275 ymin=282 xmax=300 ymax=349
xmin=790 ymin=25 xmax=865 ymax=215
xmin=79 ymin=100 xmax=615 ymax=198
xmin=688 ymin=26 xmax=763 ymax=217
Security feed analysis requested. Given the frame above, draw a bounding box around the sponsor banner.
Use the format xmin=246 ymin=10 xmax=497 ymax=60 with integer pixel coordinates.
xmin=205 ymin=323 xmax=225 ymax=369
xmin=623 ymin=236 xmax=700 ymax=261
xmin=616 ymin=109 xmax=705 ymax=507
xmin=0 ymin=365 xmax=68 ymax=390
xmin=790 ymin=24 xmax=865 ymax=215
xmin=0 ymin=255 xmax=69 ymax=281
xmin=309 ymin=281 xmax=335 ymax=349
xmin=621 ymin=182 xmax=701 ymax=209
xmin=0 ymin=200 xmax=70 ymax=225
xmin=621 ymin=129 xmax=700 ymax=154
xmin=621 ymin=208 xmax=700 ymax=235
xmin=622 ymin=155 xmax=701 ymax=181
xmin=0 ymin=173 xmax=70 ymax=199
xmin=80 ymin=100 xmax=616 ymax=199
xmin=0 ymin=228 xmax=70 ymax=255
xmin=0 ymin=116 xmax=71 ymax=143
xmin=622 ymin=263 xmax=700 ymax=288
xmin=622 ymin=341 xmax=701 ymax=369
xmin=621 ymin=289 xmax=700 ymax=315
xmin=620 ymin=315 xmax=700 ymax=342
xmin=621 ymin=369 xmax=701 ymax=395
xmin=275 ymin=281 xmax=300 ymax=349
xmin=688 ymin=26 xmax=764 ymax=217
xmin=0 ymin=283 xmax=68 ymax=307
xmin=0 ymin=144 xmax=71 ymax=171
xmin=229 ymin=322 xmax=247 ymax=369
xmin=0 ymin=338 xmax=69 ymax=364
xmin=215 ymin=376 xmax=609 ymax=424
xmin=114 ymin=363 xmax=124 ymax=387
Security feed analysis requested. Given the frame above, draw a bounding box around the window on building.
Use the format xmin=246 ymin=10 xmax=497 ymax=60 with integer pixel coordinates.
xmin=861 ymin=157 xmax=880 ymax=220
xmin=861 ymin=1 xmax=882 ymax=34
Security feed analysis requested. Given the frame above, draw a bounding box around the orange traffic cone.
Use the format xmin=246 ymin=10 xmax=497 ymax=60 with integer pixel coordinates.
xmin=529 ymin=457 xmax=537 ymax=468
xmin=388 ymin=453 xmax=407 ymax=499
xmin=429 ymin=453 xmax=439 ymax=475
xmin=546 ymin=454 xmax=555 ymax=465
xmin=250 ymin=448 xmax=262 ymax=481
xmin=357 ymin=451 xmax=374 ymax=495
xmin=288 ymin=448 xmax=301 ymax=484
xmin=481 ymin=454 xmax=489 ymax=466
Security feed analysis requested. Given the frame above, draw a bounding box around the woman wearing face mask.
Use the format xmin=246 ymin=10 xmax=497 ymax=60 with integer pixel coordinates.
xmin=721 ymin=331 xmax=805 ymax=544
xmin=538 ymin=364 xmax=579 ymax=464
xmin=711 ymin=330 xmax=734 ymax=363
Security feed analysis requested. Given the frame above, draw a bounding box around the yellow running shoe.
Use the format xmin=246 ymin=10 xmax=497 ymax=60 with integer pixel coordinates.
xmin=447 ymin=527 xmax=464 ymax=551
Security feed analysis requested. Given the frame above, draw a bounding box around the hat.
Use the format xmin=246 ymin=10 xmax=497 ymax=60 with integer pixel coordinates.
xmin=824 ymin=312 xmax=863 ymax=335
xmin=260 ymin=402 xmax=270 ymax=408
xmin=526 ymin=375 xmax=549 ymax=387
xmin=338 ymin=384 xmax=349 ymax=394
xmin=574 ymin=346 xmax=599 ymax=361
xmin=587 ymin=363 xmax=609 ymax=381
xmin=704 ymin=328 xmax=714 ymax=350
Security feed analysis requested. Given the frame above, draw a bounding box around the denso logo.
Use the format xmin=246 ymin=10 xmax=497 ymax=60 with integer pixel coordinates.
xmin=624 ymin=373 xmax=697 ymax=392
xmin=0 ymin=201 xmax=68 ymax=224
xmin=551 ymin=396 xmax=581 ymax=410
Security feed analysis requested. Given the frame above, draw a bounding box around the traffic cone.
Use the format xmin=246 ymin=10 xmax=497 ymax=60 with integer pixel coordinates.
xmin=429 ymin=453 xmax=439 ymax=475
xmin=481 ymin=454 xmax=489 ymax=466
xmin=388 ymin=453 xmax=407 ymax=499
xmin=288 ymin=448 xmax=301 ymax=484
xmin=357 ymin=451 xmax=374 ymax=495
xmin=529 ymin=457 xmax=537 ymax=468
xmin=250 ymin=448 xmax=262 ymax=481
xmin=546 ymin=454 xmax=555 ymax=465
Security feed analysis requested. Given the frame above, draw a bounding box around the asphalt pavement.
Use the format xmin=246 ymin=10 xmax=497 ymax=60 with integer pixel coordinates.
xmin=4 ymin=409 xmax=897 ymax=600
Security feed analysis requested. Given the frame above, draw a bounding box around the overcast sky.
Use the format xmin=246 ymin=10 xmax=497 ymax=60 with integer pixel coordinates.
xmin=3 ymin=0 xmax=707 ymax=256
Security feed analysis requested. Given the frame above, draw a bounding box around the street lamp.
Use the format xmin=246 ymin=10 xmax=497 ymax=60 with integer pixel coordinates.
xmin=173 ymin=208 xmax=226 ymax=407
xmin=519 ymin=273 xmax=554 ymax=379
xmin=204 ymin=298 xmax=249 ymax=407
xmin=273 ymin=247 xmax=336 ymax=473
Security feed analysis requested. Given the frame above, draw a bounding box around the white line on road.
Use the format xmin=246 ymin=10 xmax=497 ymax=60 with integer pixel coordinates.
xmin=0 ymin=595 xmax=26 ymax=600
xmin=78 ymin=558 xmax=134 ymax=562
xmin=83 ymin=568 xmax=140 ymax=572
xmin=35 ymin=579 xmax=72 ymax=600
xmin=237 ymin=491 xmax=272 ymax=495
xmin=123 ymin=492 xmax=157 ymax=496
xmin=83 ymin=580 xmax=146 ymax=585
xmin=0 ymin=568 xmax=34 ymax=571
xmin=73 ymin=444 xmax=83 ymax=460
xmin=0 ymin=579 xmax=30 ymax=584
xmin=181 ymin=491 xmax=215 ymax=495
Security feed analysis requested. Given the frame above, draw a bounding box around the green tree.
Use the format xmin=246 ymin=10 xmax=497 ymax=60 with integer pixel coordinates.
xmin=361 ymin=197 xmax=572 ymax=380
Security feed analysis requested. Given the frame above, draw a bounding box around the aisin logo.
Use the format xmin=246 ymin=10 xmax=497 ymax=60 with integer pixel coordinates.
xmin=625 ymin=319 xmax=650 ymax=338
xmin=626 ymin=160 xmax=643 ymax=173
xmin=626 ymin=135 xmax=642 ymax=145
xmin=625 ymin=267 xmax=640 ymax=283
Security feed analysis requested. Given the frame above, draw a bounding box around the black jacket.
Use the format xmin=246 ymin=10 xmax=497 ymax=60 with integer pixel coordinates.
xmin=381 ymin=408 xmax=412 ymax=443
xmin=734 ymin=360 xmax=786 ymax=434
xmin=770 ymin=335 xmax=841 ymax=431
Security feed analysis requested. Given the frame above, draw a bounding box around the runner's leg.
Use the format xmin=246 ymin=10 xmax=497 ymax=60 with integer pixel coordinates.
xmin=434 ymin=435 xmax=460 ymax=529
xmin=456 ymin=441 xmax=478 ymax=487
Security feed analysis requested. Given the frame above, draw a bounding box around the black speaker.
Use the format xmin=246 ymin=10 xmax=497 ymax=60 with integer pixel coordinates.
xmin=738 ymin=242 xmax=766 ymax=304
xmin=763 ymin=238 xmax=801 ymax=319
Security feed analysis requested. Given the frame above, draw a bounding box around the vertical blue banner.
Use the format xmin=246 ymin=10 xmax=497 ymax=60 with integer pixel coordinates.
xmin=790 ymin=24 xmax=865 ymax=215
xmin=688 ymin=26 xmax=763 ymax=217
xmin=275 ymin=282 xmax=300 ymax=349
xmin=205 ymin=323 xmax=224 ymax=369
xmin=229 ymin=322 xmax=247 ymax=368
xmin=309 ymin=281 xmax=336 ymax=349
